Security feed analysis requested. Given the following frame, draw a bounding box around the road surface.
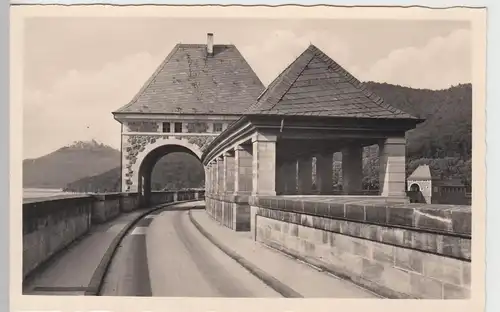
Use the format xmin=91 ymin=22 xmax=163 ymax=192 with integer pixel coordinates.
xmin=99 ymin=201 xmax=281 ymax=297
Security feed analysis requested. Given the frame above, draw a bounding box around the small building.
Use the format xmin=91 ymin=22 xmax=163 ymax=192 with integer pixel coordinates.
xmin=407 ymin=164 xmax=471 ymax=205
xmin=407 ymin=164 xmax=433 ymax=203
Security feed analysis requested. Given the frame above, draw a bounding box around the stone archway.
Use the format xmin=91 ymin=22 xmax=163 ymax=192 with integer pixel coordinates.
xmin=409 ymin=183 xmax=421 ymax=192
xmin=122 ymin=136 xmax=206 ymax=206
xmin=409 ymin=183 xmax=426 ymax=203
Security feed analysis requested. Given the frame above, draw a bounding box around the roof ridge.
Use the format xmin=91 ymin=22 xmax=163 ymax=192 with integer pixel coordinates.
xmin=114 ymin=44 xmax=181 ymax=113
xmin=231 ymin=45 xmax=265 ymax=91
xmin=178 ymin=43 xmax=236 ymax=48
xmin=248 ymin=47 xmax=314 ymax=113
xmin=308 ymin=45 xmax=418 ymax=119
xmin=261 ymin=49 xmax=315 ymax=113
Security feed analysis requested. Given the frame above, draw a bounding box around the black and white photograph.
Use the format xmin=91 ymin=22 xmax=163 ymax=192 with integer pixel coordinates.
xmin=11 ymin=3 xmax=486 ymax=310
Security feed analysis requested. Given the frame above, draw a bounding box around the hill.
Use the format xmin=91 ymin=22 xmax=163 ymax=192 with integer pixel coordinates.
xmin=63 ymin=152 xmax=204 ymax=193
xmin=23 ymin=140 xmax=121 ymax=189
xmin=62 ymin=82 xmax=472 ymax=193
xmin=365 ymin=82 xmax=472 ymax=161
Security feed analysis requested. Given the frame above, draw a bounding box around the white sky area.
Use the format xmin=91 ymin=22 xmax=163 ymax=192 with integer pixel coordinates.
xmin=22 ymin=17 xmax=471 ymax=159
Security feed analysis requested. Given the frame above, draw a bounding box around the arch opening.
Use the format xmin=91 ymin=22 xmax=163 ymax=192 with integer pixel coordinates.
xmin=137 ymin=144 xmax=205 ymax=207
xmin=410 ymin=183 xmax=420 ymax=192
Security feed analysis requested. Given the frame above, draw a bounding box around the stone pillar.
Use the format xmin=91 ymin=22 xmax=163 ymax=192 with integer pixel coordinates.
xmin=297 ymin=156 xmax=313 ymax=195
xmin=234 ymin=145 xmax=253 ymax=194
xmin=379 ymin=137 xmax=407 ymax=199
xmin=217 ymin=156 xmax=224 ymax=194
xmin=224 ymin=151 xmax=235 ymax=194
xmin=222 ymin=151 xmax=235 ymax=228
xmin=232 ymin=145 xmax=253 ymax=231
xmin=342 ymin=145 xmax=363 ymax=194
xmin=211 ymin=161 xmax=217 ymax=194
xmin=316 ymin=153 xmax=333 ymax=194
xmin=251 ymin=133 xmax=277 ymax=196
xmin=216 ymin=156 xmax=224 ymax=222
xmin=205 ymin=165 xmax=210 ymax=194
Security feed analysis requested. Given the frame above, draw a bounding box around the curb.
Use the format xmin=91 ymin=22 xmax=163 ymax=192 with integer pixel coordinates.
xmin=85 ymin=199 xmax=199 ymax=296
xmin=188 ymin=211 xmax=303 ymax=298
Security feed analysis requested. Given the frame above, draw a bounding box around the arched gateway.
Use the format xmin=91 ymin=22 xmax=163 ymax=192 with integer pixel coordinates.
xmin=112 ymin=33 xmax=265 ymax=206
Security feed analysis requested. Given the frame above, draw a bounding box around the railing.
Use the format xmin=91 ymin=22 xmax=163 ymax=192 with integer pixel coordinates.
xmin=22 ymin=189 xmax=204 ymax=281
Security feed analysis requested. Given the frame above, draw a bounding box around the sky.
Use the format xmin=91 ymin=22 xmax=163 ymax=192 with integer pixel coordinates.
xmin=22 ymin=17 xmax=471 ymax=159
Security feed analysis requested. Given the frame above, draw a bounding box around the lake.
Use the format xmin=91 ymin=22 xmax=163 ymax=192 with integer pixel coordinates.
xmin=23 ymin=188 xmax=84 ymax=200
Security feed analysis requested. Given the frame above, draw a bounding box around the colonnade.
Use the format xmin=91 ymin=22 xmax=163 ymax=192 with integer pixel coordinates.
xmin=204 ymin=133 xmax=407 ymax=230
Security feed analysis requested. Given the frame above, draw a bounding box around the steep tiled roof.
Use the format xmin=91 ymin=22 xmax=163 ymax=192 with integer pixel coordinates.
xmin=246 ymin=45 xmax=418 ymax=119
xmin=408 ymin=165 xmax=432 ymax=180
xmin=114 ymin=44 xmax=265 ymax=115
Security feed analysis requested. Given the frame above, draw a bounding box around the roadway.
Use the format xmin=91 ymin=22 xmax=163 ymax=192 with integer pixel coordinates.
xmin=99 ymin=201 xmax=281 ymax=297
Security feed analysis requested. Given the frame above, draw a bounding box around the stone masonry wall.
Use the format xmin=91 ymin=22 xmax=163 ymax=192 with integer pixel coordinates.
xmin=249 ymin=196 xmax=471 ymax=299
xmin=23 ymin=196 xmax=94 ymax=279
xmin=23 ymin=189 xmax=201 ymax=280
xmin=205 ymin=194 xmax=251 ymax=231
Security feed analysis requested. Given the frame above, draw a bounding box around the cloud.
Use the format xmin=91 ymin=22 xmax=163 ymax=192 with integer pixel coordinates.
xmin=349 ymin=29 xmax=471 ymax=89
xmin=239 ymin=30 xmax=352 ymax=86
xmin=23 ymin=50 xmax=169 ymax=159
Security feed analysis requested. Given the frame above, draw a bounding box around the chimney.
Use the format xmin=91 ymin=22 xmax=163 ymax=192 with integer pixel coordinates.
xmin=207 ymin=33 xmax=214 ymax=56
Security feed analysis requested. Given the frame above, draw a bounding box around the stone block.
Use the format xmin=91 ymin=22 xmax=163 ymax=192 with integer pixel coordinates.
xmin=414 ymin=207 xmax=453 ymax=232
xmin=442 ymin=235 xmax=471 ymax=260
xmin=443 ymin=283 xmax=470 ymax=299
xmin=342 ymin=221 xmax=362 ymax=237
xmin=394 ymin=248 xmax=423 ymax=274
xmin=353 ymin=240 xmax=370 ymax=258
xmin=345 ymin=204 xmax=365 ymax=221
xmin=365 ymin=205 xmax=388 ymax=224
xmin=387 ymin=207 xmax=414 ymax=227
xmin=316 ymin=202 xmax=330 ymax=217
xmin=451 ymin=210 xmax=472 ymax=235
xmin=379 ymin=264 xmax=412 ymax=295
xmin=372 ymin=243 xmax=395 ymax=266
xmin=412 ymin=232 xmax=439 ymax=254
xmin=328 ymin=203 xmax=345 ymax=218
xmin=359 ymin=224 xmax=379 ymax=241
xmin=332 ymin=234 xmax=354 ymax=254
xmin=410 ymin=273 xmax=444 ymax=299
xmin=422 ymin=254 xmax=462 ymax=286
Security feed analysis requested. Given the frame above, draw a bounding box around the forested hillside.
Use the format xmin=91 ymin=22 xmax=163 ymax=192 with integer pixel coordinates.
xmin=62 ymin=82 xmax=472 ymax=193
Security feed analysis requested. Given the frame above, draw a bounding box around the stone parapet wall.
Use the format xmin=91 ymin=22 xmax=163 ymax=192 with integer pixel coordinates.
xmin=205 ymin=193 xmax=250 ymax=231
xmin=251 ymin=196 xmax=471 ymax=299
xmin=205 ymin=194 xmax=471 ymax=299
xmin=23 ymin=195 xmax=95 ymax=279
xmin=23 ymin=189 xmax=202 ymax=280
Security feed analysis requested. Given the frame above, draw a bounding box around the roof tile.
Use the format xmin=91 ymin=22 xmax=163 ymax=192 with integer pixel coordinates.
xmin=115 ymin=44 xmax=265 ymax=115
xmin=246 ymin=44 xmax=418 ymax=119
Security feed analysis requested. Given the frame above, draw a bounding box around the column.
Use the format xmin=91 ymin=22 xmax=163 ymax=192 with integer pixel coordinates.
xmin=316 ymin=153 xmax=333 ymax=194
xmin=297 ymin=155 xmax=313 ymax=195
xmin=342 ymin=145 xmax=363 ymax=194
xmin=234 ymin=145 xmax=253 ymax=194
xmin=223 ymin=151 xmax=235 ymax=194
xmin=223 ymin=151 xmax=235 ymax=228
xmin=216 ymin=156 xmax=224 ymax=222
xmin=379 ymin=137 xmax=407 ymax=199
xmin=232 ymin=144 xmax=253 ymax=231
xmin=251 ymin=133 xmax=277 ymax=196
xmin=217 ymin=156 xmax=224 ymax=194
xmin=205 ymin=165 xmax=210 ymax=194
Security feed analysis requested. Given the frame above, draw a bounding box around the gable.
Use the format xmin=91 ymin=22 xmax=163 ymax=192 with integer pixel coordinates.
xmin=114 ymin=44 xmax=265 ymax=115
xmin=247 ymin=45 xmax=418 ymax=120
